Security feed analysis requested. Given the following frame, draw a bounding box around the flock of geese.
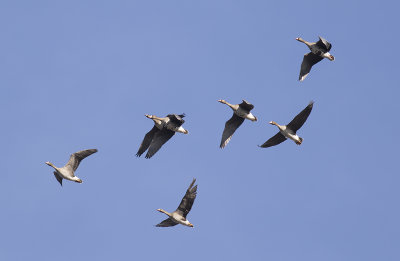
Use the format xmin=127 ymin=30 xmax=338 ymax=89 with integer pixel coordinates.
xmin=45 ymin=36 xmax=334 ymax=228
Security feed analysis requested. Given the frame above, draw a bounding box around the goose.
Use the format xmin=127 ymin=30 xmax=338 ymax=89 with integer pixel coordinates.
xmin=45 ymin=149 xmax=98 ymax=186
xmin=259 ymin=101 xmax=313 ymax=148
xmin=156 ymin=178 xmax=197 ymax=228
xmin=218 ymin=99 xmax=257 ymax=148
xmin=296 ymin=36 xmax=335 ymax=81
xmin=136 ymin=114 xmax=188 ymax=159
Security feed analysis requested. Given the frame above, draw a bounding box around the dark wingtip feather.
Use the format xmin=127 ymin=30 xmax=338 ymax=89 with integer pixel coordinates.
xmin=188 ymin=178 xmax=196 ymax=190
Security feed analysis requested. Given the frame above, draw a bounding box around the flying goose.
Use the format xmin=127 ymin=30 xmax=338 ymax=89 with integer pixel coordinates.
xmin=45 ymin=149 xmax=98 ymax=186
xmin=218 ymin=99 xmax=257 ymax=148
xmin=260 ymin=101 xmax=313 ymax=148
xmin=136 ymin=114 xmax=188 ymax=159
xmin=156 ymin=178 xmax=197 ymax=228
xmin=296 ymin=36 xmax=335 ymax=81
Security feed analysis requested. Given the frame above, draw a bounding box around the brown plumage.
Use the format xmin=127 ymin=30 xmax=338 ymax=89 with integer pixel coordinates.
xmin=260 ymin=101 xmax=314 ymax=148
xmin=156 ymin=178 xmax=198 ymax=228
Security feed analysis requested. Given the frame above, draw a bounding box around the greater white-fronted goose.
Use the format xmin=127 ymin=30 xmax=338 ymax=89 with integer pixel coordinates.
xmin=296 ymin=36 xmax=335 ymax=81
xmin=45 ymin=149 xmax=98 ymax=186
xmin=260 ymin=101 xmax=313 ymax=148
xmin=136 ymin=114 xmax=188 ymax=159
xmin=218 ymin=99 xmax=257 ymax=148
xmin=156 ymin=178 xmax=197 ymax=228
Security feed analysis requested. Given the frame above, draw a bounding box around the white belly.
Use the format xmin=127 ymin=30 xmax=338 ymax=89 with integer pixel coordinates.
xmin=56 ymin=169 xmax=74 ymax=180
xmin=322 ymin=51 xmax=333 ymax=60
xmin=235 ymin=108 xmax=256 ymax=121
xmin=280 ymin=130 xmax=301 ymax=143
xmin=171 ymin=213 xmax=191 ymax=226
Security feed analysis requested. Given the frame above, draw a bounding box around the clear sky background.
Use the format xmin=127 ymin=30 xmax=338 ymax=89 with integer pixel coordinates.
xmin=1 ymin=0 xmax=399 ymax=260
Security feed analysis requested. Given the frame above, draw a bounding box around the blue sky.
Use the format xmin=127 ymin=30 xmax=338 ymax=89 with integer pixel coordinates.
xmin=1 ymin=0 xmax=399 ymax=260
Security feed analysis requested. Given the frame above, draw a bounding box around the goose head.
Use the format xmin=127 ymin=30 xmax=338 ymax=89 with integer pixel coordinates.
xmin=217 ymin=99 xmax=227 ymax=104
xmin=145 ymin=114 xmax=154 ymax=119
xmin=269 ymin=121 xmax=277 ymax=126
xmin=295 ymin=37 xmax=304 ymax=42
xmin=157 ymin=208 xmax=171 ymax=216
xmin=45 ymin=161 xmax=56 ymax=169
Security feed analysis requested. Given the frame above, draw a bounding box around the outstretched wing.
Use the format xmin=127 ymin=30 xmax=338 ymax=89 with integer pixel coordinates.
xmin=167 ymin=114 xmax=185 ymax=126
xmin=287 ymin=101 xmax=314 ymax=132
xmin=176 ymin=178 xmax=197 ymax=218
xmin=156 ymin=218 xmax=178 ymax=227
xmin=299 ymin=53 xmax=323 ymax=81
xmin=259 ymin=132 xmax=287 ymax=148
xmin=220 ymin=114 xmax=245 ymax=148
xmin=136 ymin=126 xmax=159 ymax=157
xmin=239 ymin=100 xmax=254 ymax=112
xmin=65 ymin=149 xmax=98 ymax=171
xmin=316 ymin=36 xmax=332 ymax=51
xmin=145 ymin=129 xmax=175 ymax=159
xmin=53 ymin=172 xmax=63 ymax=186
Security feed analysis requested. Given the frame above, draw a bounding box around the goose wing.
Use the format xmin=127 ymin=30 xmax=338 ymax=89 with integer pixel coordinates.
xmin=287 ymin=101 xmax=314 ymax=132
xmin=136 ymin=126 xmax=159 ymax=157
xmin=239 ymin=100 xmax=254 ymax=112
xmin=299 ymin=53 xmax=323 ymax=81
xmin=167 ymin=114 xmax=185 ymax=126
xmin=316 ymin=36 xmax=332 ymax=51
xmin=176 ymin=178 xmax=197 ymax=218
xmin=53 ymin=172 xmax=63 ymax=186
xmin=156 ymin=218 xmax=178 ymax=227
xmin=145 ymin=129 xmax=175 ymax=159
xmin=220 ymin=114 xmax=245 ymax=148
xmin=65 ymin=149 xmax=98 ymax=171
xmin=259 ymin=132 xmax=287 ymax=148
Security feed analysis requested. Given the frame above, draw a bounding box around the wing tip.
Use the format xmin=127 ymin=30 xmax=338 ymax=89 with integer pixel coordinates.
xmin=299 ymin=73 xmax=308 ymax=82
xmin=188 ymin=178 xmax=196 ymax=189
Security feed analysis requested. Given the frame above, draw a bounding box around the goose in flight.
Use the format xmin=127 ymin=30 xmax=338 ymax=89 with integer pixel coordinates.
xmin=260 ymin=101 xmax=313 ymax=148
xmin=156 ymin=178 xmax=197 ymax=228
xmin=45 ymin=149 xmax=98 ymax=186
xmin=218 ymin=99 xmax=257 ymax=148
xmin=296 ymin=36 xmax=334 ymax=81
xmin=136 ymin=114 xmax=188 ymax=159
